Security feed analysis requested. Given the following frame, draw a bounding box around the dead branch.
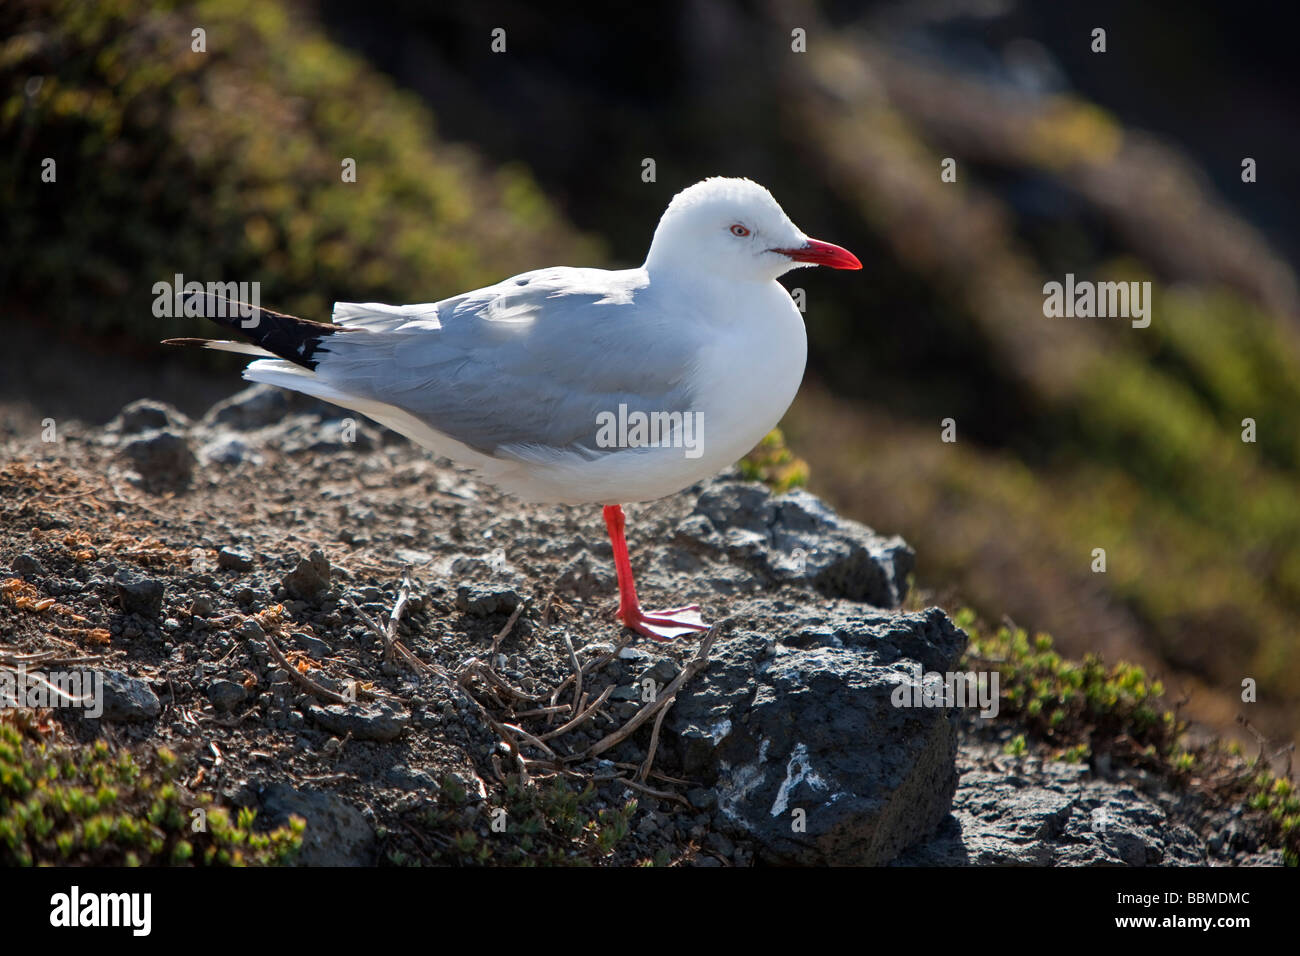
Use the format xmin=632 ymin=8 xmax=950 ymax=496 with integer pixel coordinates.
xmin=539 ymin=684 xmax=615 ymax=741
xmin=491 ymin=599 xmax=527 ymax=656
xmin=260 ymin=630 xmax=352 ymax=705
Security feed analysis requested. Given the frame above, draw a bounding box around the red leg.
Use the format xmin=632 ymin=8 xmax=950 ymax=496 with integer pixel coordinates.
xmin=602 ymin=504 xmax=710 ymax=642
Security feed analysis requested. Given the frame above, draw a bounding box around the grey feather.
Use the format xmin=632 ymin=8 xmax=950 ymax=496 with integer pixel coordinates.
xmin=314 ymin=267 xmax=703 ymax=455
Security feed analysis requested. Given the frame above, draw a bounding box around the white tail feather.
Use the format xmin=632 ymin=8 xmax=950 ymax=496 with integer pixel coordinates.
xmin=203 ymin=340 xmax=276 ymax=358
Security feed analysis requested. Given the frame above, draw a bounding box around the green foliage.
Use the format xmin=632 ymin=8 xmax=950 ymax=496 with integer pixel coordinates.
xmin=957 ymin=608 xmax=1181 ymax=766
xmin=1243 ymin=774 xmax=1299 ymax=866
xmin=386 ymin=774 xmax=638 ymax=866
xmin=739 ymin=428 xmax=810 ymax=492
xmin=955 ymin=608 xmax=1296 ymax=865
xmin=0 ymin=0 xmax=597 ymax=344
xmin=0 ymin=717 xmax=302 ymax=865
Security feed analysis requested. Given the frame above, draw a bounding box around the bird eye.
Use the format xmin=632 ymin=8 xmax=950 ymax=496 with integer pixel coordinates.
xmin=730 ymin=224 xmax=750 ymax=237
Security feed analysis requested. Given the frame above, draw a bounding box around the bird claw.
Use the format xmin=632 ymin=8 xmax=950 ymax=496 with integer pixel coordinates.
xmin=622 ymin=605 xmax=710 ymax=642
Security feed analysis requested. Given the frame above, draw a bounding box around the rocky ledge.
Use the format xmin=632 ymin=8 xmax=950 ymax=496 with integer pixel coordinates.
xmin=0 ymin=386 xmax=1280 ymax=866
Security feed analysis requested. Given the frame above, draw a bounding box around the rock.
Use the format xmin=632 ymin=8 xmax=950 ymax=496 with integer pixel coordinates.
xmin=640 ymin=658 xmax=680 ymax=685
xmin=306 ymin=700 xmax=409 ymax=741
xmin=258 ymin=783 xmax=375 ymax=865
xmin=114 ymin=571 xmax=164 ymax=617
xmin=688 ymin=787 xmax=717 ymax=810
xmin=283 ymin=549 xmax=331 ymax=599
xmin=198 ymin=434 xmax=263 ymax=466
xmin=444 ymin=770 xmax=488 ymax=801
xmin=554 ymin=552 xmax=614 ymax=597
xmin=10 ymin=553 xmax=44 ymax=577
xmin=206 ymin=679 xmax=248 ymax=713
xmin=894 ymin=745 xmax=1207 ymax=866
xmin=260 ymin=415 xmax=344 ymax=455
xmin=234 ymin=617 xmax=265 ymax=641
xmin=684 ymin=482 xmax=915 ymax=607
xmin=394 ymin=547 xmax=433 ymax=566
xmin=291 ymin=632 xmax=333 ymax=658
xmin=118 ymin=428 xmax=195 ymax=486
xmin=666 ymin=604 xmax=966 ymax=865
xmin=201 ymin=384 xmax=332 ymax=431
xmin=96 ymin=670 xmax=162 ymax=723
xmin=455 ymin=583 xmax=522 ymax=618
xmin=107 ymin=399 xmax=191 ymax=435
xmin=706 ymin=830 xmax=736 ymax=858
xmin=384 ymin=766 xmax=440 ymax=792
xmin=217 ymin=546 xmax=255 ymax=572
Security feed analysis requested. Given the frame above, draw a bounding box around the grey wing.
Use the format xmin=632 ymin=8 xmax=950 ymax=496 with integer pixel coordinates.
xmin=317 ymin=268 xmax=702 ymax=456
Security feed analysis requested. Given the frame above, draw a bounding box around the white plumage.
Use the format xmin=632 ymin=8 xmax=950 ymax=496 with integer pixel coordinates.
xmin=184 ymin=177 xmax=861 ymax=639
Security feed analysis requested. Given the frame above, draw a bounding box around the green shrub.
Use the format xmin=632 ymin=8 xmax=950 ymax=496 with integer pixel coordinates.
xmin=0 ymin=716 xmax=302 ymax=865
xmin=0 ymin=0 xmax=597 ymax=346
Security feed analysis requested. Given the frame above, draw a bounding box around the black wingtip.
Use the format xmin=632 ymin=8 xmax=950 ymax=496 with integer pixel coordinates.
xmin=178 ymin=290 xmax=343 ymax=370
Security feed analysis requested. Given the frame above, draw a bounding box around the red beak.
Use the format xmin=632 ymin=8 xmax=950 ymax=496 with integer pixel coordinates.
xmin=771 ymin=237 xmax=862 ymax=270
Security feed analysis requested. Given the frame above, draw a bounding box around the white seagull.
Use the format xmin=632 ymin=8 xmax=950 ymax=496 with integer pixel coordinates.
xmin=167 ymin=177 xmax=861 ymax=640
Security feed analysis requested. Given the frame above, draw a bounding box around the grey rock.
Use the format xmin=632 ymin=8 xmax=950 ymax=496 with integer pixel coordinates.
xmin=706 ymin=830 xmax=736 ymax=858
xmin=687 ymin=787 xmax=717 ymax=810
xmin=306 ymin=700 xmax=409 ymax=741
xmin=685 ymin=482 xmax=914 ymax=608
xmin=11 ymin=553 xmax=44 ymax=577
xmin=258 ymin=783 xmax=375 ymax=865
xmin=234 ymin=617 xmax=265 ymax=641
xmin=668 ymin=604 xmax=966 ymax=865
xmin=206 ymin=679 xmax=248 ymax=713
xmin=108 ymin=399 xmax=191 ymax=435
xmin=283 ymin=549 xmax=331 ymax=600
xmin=118 ymin=428 xmax=195 ymax=486
xmin=201 ymin=384 xmax=332 ymax=432
xmin=641 ymin=659 xmax=680 ymax=685
xmin=455 ymin=583 xmax=522 ymax=618
xmin=114 ymin=571 xmax=164 ymax=617
xmin=96 ymin=670 xmax=162 ymax=723
xmin=894 ymin=746 xmax=1207 ymax=866
xmin=217 ymin=546 xmax=255 ymax=572
xmin=291 ymin=632 xmax=333 ymax=658
xmin=394 ymin=547 xmax=433 ymax=565
xmin=199 ymin=434 xmax=262 ymax=466
xmin=444 ymin=770 xmax=488 ymax=801
xmin=554 ymin=553 xmax=614 ymax=597
xmin=384 ymin=766 xmax=440 ymax=792
xmin=262 ymin=415 xmax=347 ymax=455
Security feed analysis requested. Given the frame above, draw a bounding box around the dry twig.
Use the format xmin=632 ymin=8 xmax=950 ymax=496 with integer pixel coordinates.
xmin=577 ymin=627 xmax=716 ymax=760
xmin=261 ymin=630 xmax=350 ymax=705
xmin=491 ymin=599 xmax=527 ymax=655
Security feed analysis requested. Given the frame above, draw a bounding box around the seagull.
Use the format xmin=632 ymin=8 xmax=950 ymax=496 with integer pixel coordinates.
xmin=166 ymin=177 xmax=860 ymax=640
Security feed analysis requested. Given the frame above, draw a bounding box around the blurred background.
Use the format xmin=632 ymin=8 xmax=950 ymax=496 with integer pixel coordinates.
xmin=2 ymin=0 xmax=1297 ymax=744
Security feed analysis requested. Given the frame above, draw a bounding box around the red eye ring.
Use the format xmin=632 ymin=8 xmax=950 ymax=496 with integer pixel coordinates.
xmin=730 ymin=224 xmax=750 ymax=237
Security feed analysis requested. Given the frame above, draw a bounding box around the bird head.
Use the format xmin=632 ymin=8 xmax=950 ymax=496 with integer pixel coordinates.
xmin=644 ymin=177 xmax=861 ymax=282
